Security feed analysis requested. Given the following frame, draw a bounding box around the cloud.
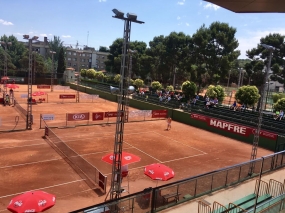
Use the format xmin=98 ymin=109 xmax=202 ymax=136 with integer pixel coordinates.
xmin=203 ymin=3 xmax=220 ymax=10
xmin=99 ymin=0 xmax=106 ymax=2
xmin=62 ymin=35 xmax=71 ymax=38
xmin=0 ymin=19 xmax=13 ymax=26
xmin=237 ymin=28 xmax=285 ymax=58
xmin=186 ymin=23 xmax=190 ymax=27
xmin=40 ymin=34 xmax=47 ymax=37
xmin=177 ymin=0 xmax=185 ymax=5
xmin=49 ymin=33 xmax=53 ymax=36
xmin=177 ymin=16 xmax=181 ymax=20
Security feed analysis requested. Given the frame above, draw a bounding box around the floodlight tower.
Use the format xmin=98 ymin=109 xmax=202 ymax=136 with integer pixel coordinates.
xmin=0 ymin=41 xmax=12 ymax=94
xmin=108 ymin=9 xmax=144 ymax=203
xmin=249 ymin=44 xmax=274 ymax=174
xmin=23 ymin=35 xmax=38 ymax=130
xmin=50 ymin=51 xmax=56 ymax=92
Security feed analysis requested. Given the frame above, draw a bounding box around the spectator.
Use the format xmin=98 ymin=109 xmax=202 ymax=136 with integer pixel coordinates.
xmin=274 ymin=110 xmax=284 ymax=120
xmin=212 ymin=97 xmax=218 ymax=107
xmin=165 ymin=96 xmax=171 ymax=103
xmin=195 ymin=94 xmax=199 ymax=100
xmin=159 ymin=96 xmax=163 ymax=102
xmin=230 ymin=101 xmax=237 ymax=111
xmin=192 ymin=97 xmax=197 ymax=106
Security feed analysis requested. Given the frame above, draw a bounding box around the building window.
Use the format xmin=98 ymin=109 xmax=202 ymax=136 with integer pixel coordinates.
xmin=102 ymin=56 xmax=105 ymax=59
xmin=68 ymin=63 xmax=71 ymax=66
xmin=68 ymin=58 xmax=71 ymax=61
xmin=73 ymin=58 xmax=77 ymax=61
xmin=68 ymin=52 xmax=71 ymax=55
xmin=82 ymin=53 xmax=85 ymax=57
xmin=73 ymin=52 xmax=76 ymax=56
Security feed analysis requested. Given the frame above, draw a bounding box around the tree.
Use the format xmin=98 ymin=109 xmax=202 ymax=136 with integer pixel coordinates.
xmin=48 ymin=36 xmax=65 ymax=62
xmin=206 ymin=85 xmax=225 ymax=102
xmin=114 ymin=74 xmax=121 ymax=84
xmin=57 ymin=47 xmax=66 ymax=78
xmin=166 ymin=85 xmax=174 ymax=91
xmin=86 ymin=69 xmax=96 ymax=79
xmin=133 ymin=79 xmax=144 ymax=89
xmin=151 ymin=81 xmax=163 ymax=91
xmin=272 ymin=93 xmax=285 ymax=103
xmin=80 ymin=69 xmax=87 ymax=78
xmin=99 ymin=46 xmax=109 ymax=52
xmin=94 ymin=71 xmax=105 ymax=81
xmin=182 ymin=81 xmax=197 ymax=99
xmin=273 ymin=98 xmax=285 ymax=111
xmin=235 ymin=85 xmax=260 ymax=106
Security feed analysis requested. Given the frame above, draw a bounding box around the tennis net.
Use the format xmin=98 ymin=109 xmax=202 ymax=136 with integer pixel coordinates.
xmin=14 ymin=99 xmax=27 ymax=120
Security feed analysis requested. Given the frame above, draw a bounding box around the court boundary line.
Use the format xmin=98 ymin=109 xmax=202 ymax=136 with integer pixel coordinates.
xmin=0 ymin=179 xmax=86 ymax=199
xmin=0 ymin=142 xmax=48 ymax=150
xmin=124 ymin=140 xmax=162 ymax=163
xmin=0 ymin=158 xmax=63 ymax=169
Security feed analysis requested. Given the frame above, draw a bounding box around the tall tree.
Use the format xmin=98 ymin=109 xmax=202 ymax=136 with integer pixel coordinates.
xmin=99 ymin=46 xmax=110 ymax=52
xmin=57 ymin=47 xmax=66 ymax=78
xmin=48 ymin=36 xmax=65 ymax=62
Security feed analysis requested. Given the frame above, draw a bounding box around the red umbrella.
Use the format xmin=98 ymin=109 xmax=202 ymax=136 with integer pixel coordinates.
xmin=102 ymin=151 xmax=141 ymax=166
xmin=7 ymin=190 xmax=56 ymax=213
xmin=7 ymin=84 xmax=19 ymax=89
xmin=144 ymin=163 xmax=174 ymax=181
xmin=1 ymin=76 xmax=9 ymax=80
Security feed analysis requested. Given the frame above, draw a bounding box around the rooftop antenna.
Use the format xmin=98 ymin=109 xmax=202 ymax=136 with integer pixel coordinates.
xmin=76 ymin=41 xmax=79 ymax=49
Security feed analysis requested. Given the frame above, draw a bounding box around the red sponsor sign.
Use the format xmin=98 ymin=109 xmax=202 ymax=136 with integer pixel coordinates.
xmin=105 ymin=111 xmax=123 ymax=118
xmin=67 ymin=112 xmax=89 ymax=121
xmin=92 ymin=112 xmax=104 ymax=121
xmin=37 ymin=85 xmax=51 ymax=89
xmin=152 ymin=110 xmax=168 ymax=118
xmin=191 ymin=113 xmax=277 ymax=140
xmin=59 ymin=94 xmax=76 ymax=99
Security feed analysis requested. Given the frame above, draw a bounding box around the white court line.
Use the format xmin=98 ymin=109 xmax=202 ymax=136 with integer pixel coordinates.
xmin=0 ymin=158 xmax=62 ymax=169
xmin=0 ymin=142 xmax=47 ymax=150
xmin=162 ymin=153 xmax=206 ymax=163
xmin=0 ymin=179 xmax=85 ymax=199
xmin=124 ymin=140 xmax=162 ymax=163
xmin=58 ymin=131 xmax=155 ymax=143
xmin=152 ymin=131 xmax=207 ymax=154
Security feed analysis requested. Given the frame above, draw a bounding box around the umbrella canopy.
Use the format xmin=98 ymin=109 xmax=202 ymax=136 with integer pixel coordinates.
xmin=144 ymin=163 xmax=174 ymax=181
xmin=7 ymin=190 xmax=56 ymax=213
xmin=32 ymin=91 xmax=46 ymax=96
xmin=7 ymin=84 xmax=19 ymax=89
xmin=102 ymin=151 xmax=141 ymax=166
xmin=1 ymin=76 xmax=9 ymax=80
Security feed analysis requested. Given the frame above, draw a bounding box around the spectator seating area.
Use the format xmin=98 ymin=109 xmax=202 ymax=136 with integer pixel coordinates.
xmin=198 ymin=178 xmax=285 ymax=213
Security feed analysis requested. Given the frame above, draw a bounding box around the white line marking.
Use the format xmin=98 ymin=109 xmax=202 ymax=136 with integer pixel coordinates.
xmin=0 ymin=143 xmax=47 ymax=150
xmin=152 ymin=131 xmax=207 ymax=154
xmin=124 ymin=140 xmax=162 ymax=163
xmin=0 ymin=179 xmax=85 ymax=199
xmin=0 ymin=158 xmax=63 ymax=169
xmin=79 ymin=147 xmax=134 ymax=157
xmin=162 ymin=153 xmax=206 ymax=163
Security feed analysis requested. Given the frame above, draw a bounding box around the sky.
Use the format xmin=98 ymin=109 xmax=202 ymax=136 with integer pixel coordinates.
xmin=0 ymin=0 xmax=284 ymax=59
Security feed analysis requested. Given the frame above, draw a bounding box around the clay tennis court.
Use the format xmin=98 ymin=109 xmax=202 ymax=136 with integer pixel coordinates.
xmin=0 ymin=85 xmax=272 ymax=212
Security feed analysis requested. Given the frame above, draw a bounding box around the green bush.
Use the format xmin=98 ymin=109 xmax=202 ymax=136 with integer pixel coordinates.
xmin=272 ymin=93 xmax=285 ymax=103
xmin=182 ymin=81 xmax=197 ymax=99
xmin=166 ymin=85 xmax=174 ymax=91
xmin=273 ymin=98 xmax=285 ymax=111
xmin=206 ymin=85 xmax=225 ymax=102
xmin=235 ymin=85 xmax=260 ymax=106
xmin=151 ymin=81 xmax=163 ymax=91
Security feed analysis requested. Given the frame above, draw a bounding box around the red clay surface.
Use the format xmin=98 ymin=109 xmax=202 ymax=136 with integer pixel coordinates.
xmin=0 ymin=85 xmax=272 ymax=213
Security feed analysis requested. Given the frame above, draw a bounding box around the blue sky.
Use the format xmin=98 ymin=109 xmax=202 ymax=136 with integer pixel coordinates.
xmin=1 ymin=0 xmax=284 ymax=59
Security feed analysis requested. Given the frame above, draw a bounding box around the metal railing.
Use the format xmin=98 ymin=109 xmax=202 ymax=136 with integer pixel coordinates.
xmin=70 ymin=150 xmax=285 ymax=213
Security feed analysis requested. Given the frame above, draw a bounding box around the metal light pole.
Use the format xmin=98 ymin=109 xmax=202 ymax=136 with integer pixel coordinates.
xmin=249 ymin=44 xmax=275 ymax=174
xmin=173 ymin=67 xmax=177 ymax=88
xmin=23 ymin=35 xmax=38 ymax=130
xmin=237 ymin=68 xmax=243 ymax=88
xmin=0 ymin=41 xmax=12 ymax=94
xmin=107 ymin=9 xmax=144 ymax=203
xmin=50 ymin=51 xmax=56 ymax=92
xmin=76 ymin=51 xmax=83 ymax=103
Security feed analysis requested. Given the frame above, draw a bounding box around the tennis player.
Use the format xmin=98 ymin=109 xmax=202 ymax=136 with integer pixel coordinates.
xmin=166 ymin=117 xmax=172 ymax=131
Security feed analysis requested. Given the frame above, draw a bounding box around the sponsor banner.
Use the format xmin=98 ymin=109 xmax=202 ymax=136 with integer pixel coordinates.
xmin=191 ymin=113 xmax=277 ymax=140
xmin=92 ymin=112 xmax=104 ymax=121
xmin=80 ymin=94 xmax=99 ymax=99
xmin=105 ymin=111 xmax=124 ymax=118
xmin=67 ymin=112 xmax=89 ymax=121
xmin=37 ymin=85 xmax=50 ymax=89
xmin=152 ymin=109 xmax=168 ymax=118
xmin=42 ymin=114 xmax=55 ymax=121
xmin=20 ymin=94 xmax=28 ymax=98
xmin=54 ymin=86 xmax=70 ymax=90
xmin=59 ymin=94 xmax=76 ymax=99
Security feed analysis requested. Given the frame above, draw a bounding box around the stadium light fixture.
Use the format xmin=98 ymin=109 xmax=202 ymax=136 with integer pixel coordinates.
xmin=112 ymin=9 xmax=124 ymax=18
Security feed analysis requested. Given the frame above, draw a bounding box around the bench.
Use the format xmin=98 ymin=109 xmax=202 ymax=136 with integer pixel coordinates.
xmin=238 ymin=194 xmax=272 ymax=210
xmin=162 ymin=193 xmax=181 ymax=204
